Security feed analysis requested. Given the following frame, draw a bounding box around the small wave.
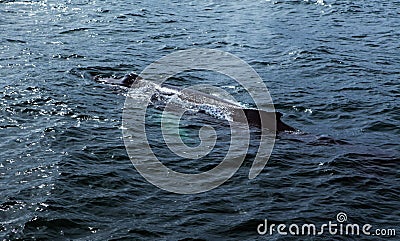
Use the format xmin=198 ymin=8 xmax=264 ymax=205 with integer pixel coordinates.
xmin=22 ymin=217 xmax=88 ymax=237
xmin=59 ymin=27 xmax=91 ymax=34
xmin=5 ymin=38 xmax=26 ymax=43
xmin=364 ymin=121 xmax=398 ymax=133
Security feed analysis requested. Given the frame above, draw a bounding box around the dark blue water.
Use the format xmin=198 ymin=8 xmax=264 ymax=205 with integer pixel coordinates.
xmin=1 ymin=0 xmax=399 ymax=240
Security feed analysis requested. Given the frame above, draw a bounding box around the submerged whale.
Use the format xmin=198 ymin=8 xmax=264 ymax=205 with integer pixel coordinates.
xmin=94 ymin=73 xmax=296 ymax=132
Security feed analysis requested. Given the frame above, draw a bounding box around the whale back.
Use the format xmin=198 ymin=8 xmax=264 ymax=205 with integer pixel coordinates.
xmin=94 ymin=73 xmax=296 ymax=132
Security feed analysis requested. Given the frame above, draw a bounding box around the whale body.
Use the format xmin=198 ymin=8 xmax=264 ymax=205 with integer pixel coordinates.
xmin=94 ymin=73 xmax=296 ymax=132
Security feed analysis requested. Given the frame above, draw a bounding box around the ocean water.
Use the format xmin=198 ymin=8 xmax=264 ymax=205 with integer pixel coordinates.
xmin=1 ymin=0 xmax=399 ymax=240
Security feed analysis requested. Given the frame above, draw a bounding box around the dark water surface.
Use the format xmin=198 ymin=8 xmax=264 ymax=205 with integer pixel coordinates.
xmin=1 ymin=0 xmax=399 ymax=240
